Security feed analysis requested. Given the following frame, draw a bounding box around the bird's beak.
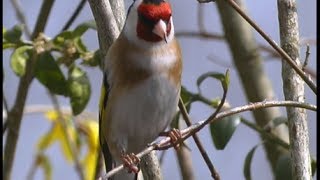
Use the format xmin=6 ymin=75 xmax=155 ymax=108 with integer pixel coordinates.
xmin=153 ymin=19 xmax=168 ymax=43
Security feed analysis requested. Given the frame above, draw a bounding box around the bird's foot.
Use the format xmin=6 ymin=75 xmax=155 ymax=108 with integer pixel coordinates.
xmin=157 ymin=128 xmax=182 ymax=150
xmin=121 ymin=153 xmax=140 ymax=173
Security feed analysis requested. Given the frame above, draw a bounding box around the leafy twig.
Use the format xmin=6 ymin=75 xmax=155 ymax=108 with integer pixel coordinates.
xmin=10 ymin=0 xmax=32 ymax=37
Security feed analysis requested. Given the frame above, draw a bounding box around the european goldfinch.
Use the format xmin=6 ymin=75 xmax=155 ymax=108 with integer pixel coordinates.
xmin=99 ymin=0 xmax=182 ymax=179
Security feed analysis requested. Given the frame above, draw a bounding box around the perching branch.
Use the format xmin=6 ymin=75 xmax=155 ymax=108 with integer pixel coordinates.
xmin=101 ymin=99 xmax=316 ymax=179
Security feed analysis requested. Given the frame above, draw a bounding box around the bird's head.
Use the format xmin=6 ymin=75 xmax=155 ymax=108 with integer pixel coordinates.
xmin=124 ymin=0 xmax=175 ymax=47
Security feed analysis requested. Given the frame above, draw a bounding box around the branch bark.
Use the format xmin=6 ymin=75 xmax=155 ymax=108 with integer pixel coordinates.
xmin=277 ymin=0 xmax=311 ymax=179
xmin=215 ymin=0 xmax=289 ymax=175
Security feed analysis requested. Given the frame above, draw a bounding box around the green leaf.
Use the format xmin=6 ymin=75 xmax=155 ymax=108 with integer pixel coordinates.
xmin=210 ymin=114 xmax=240 ymax=150
xmin=10 ymin=45 xmax=33 ymax=76
xmin=52 ymin=31 xmax=73 ymax=48
xmin=3 ymin=25 xmax=23 ymax=44
xmin=243 ymin=144 xmax=260 ymax=180
xmin=180 ymin=86 xmax=194 ymax=111
xmin=81 ymin=50 xmax=101 ymax=67
xmin=74 ymin=37 xmax=87 ymax=53
xmin=275 ymin=153 xmax=292 ymax=180
xmin=68 ymin=65 xmax=91 ymax=115
xmin=222 ymin=69 xmax=230 ymax=91
xmin=3 ymin=42 xmax=17 ymax=49
xmin=35 ymin=52 xmax=68 ymax=95
xmin=73 ymin=20 xmax=97 ymax=37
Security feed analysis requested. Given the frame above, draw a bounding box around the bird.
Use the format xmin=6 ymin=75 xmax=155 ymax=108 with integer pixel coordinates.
xmin=99 ymin=0 xmax=182 ymax=179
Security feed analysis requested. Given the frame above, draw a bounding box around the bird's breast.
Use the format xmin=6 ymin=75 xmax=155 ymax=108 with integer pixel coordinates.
xmin=109 ymin=73 xmax=180 ymax=154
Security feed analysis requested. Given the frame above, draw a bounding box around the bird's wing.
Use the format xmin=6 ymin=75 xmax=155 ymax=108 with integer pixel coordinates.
xmin=99 ymin=71 xmax=114 ymax=173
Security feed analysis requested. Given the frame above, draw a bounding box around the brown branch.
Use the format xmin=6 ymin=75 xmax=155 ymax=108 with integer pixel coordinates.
xmin=179 ymin=98 xmax=219 ymax=180
xmin=100 ymin=99 xmax=316 ymax=179
xmin=31 ymin=0 xmax=55 ymax=40
xmin=224 ymin=0 xmax=316 ymax=94
xmin=176 ymin=33 xmax=316 ymax=80
xmin=3 ymin=50 xmax=37 ymax=180
xmin=4 ymin=0 xmax=56 ymax=175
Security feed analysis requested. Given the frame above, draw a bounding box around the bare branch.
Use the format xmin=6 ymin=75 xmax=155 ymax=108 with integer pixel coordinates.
xmin=3 ymin=51 xmax=37 ymax=180
xmin=31 ymin=0 xmax=55 ymax=39
xmin=179 ymin=98 xmax=219 ymax=180
xmin=61 ymin=0 xmax=86 ymax=31
xmin=176 ymin=31 xmax=316 ymax=79
xmin=224 ymin=0 xmax=316 ymax=94
xmin=302 ymin=45 xmax=310 ymax=72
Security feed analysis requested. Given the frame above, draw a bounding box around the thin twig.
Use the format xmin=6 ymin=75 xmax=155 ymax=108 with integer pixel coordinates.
xmin=197 ymin=3 xmax=206 ymax=33
xmin=3 ymin=50 xmax=37 ymax=180
xmin=10 ymin=0 xmax=32 ymax=37
xmin=61 ymin=0 xmax=86 ymax=31
xmin=179 ymin=98 xmax=220 ymax=180
xmin=176 ymin=32 xmax=316 ymax=80
xmin=241 ymin=118 xmax=290 ymax=149
xmin=224 ymin=0 xmax=316 ymax=94
xmin=31 ymin=0 xmax=55 ymax=40
xmin=302 ymin=44 xmax=310 ymax=72
xmin=4 ymin=0 xmax=56 ymax=177
xmin=47 ymin=93 xmax=85 ymax=180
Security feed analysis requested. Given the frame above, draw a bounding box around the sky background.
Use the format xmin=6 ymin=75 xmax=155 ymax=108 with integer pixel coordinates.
xmin=3 ymin=0 xmax=317 ymax=179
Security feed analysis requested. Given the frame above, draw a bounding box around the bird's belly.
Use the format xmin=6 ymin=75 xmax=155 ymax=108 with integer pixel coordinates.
xmin=110 ymin=75 xmax=179 ymax=155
